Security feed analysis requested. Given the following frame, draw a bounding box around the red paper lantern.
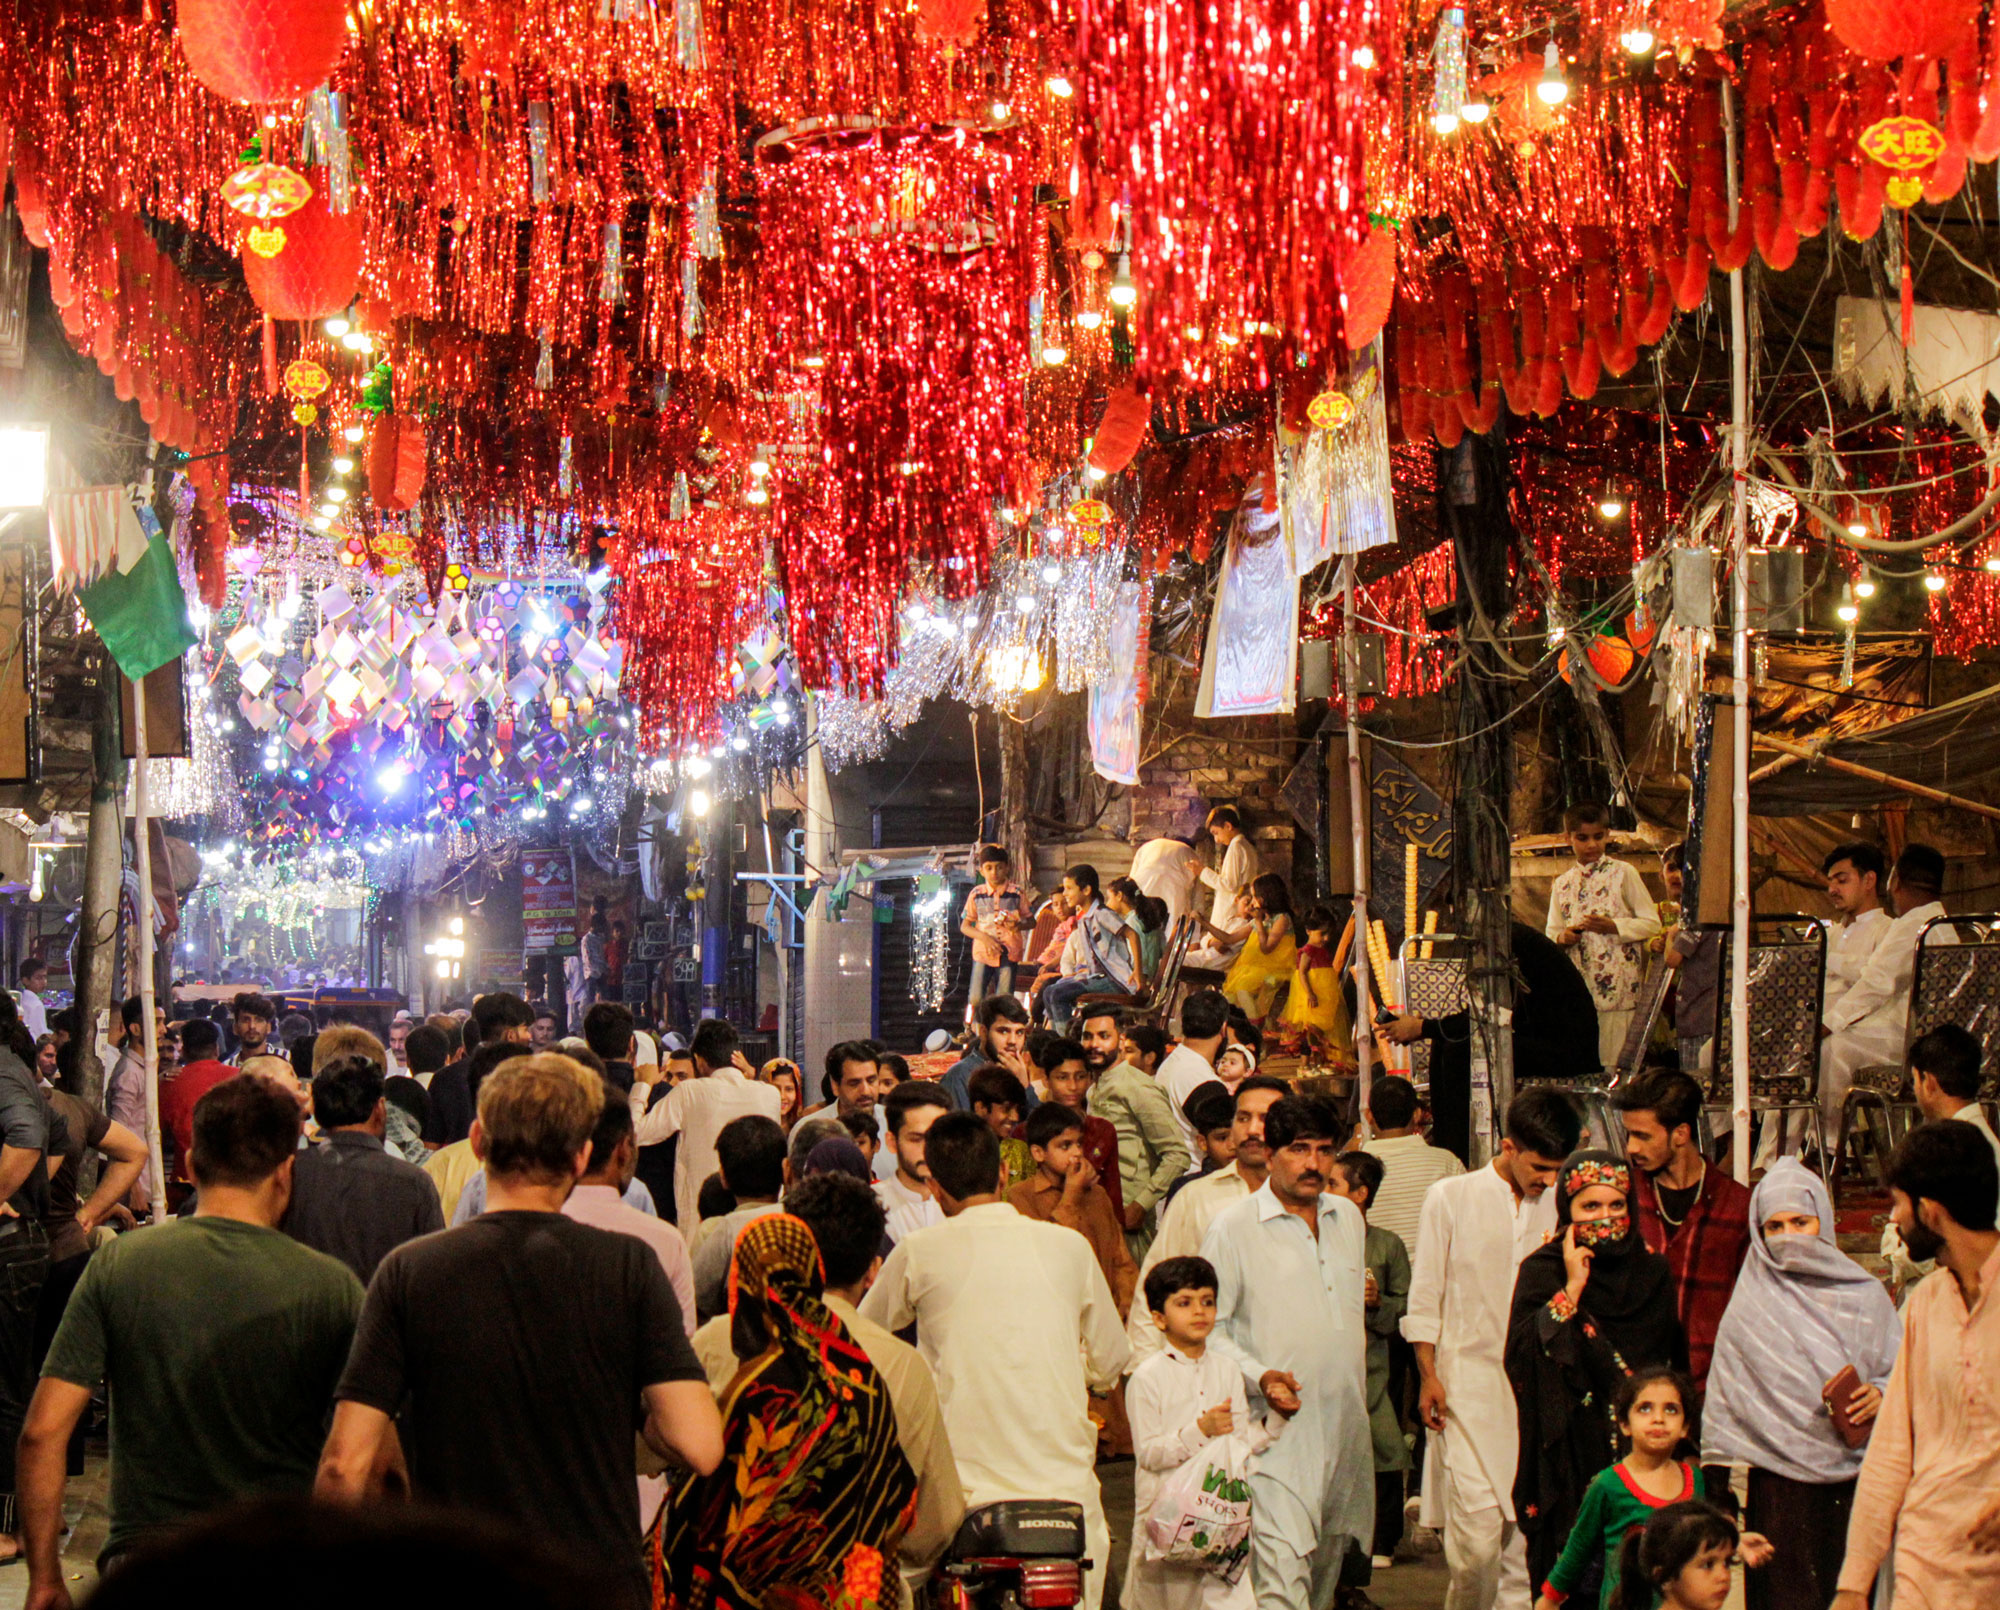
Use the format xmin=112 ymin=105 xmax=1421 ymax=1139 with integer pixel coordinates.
xmin=241 ymin=189 xmax=362 ymax=321
xmin=369 ymin=416 xmax=428 ymax=513
xmin=177 ymin=0 xmax=348 ymax=105
xmin=1087 ymin=388 xmax=1152 ymax=475
xmin=1824 ymin=0 xmax=1976 ymax=64
xmin=914 ymin=0 xmax=985 ymax=46
xmin=1341 ymin=226 xmax=1398 ymax=352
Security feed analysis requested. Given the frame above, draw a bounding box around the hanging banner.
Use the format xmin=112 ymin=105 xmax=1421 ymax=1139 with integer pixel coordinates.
xmin=522 ymin=849 xmax=579 ymax=954
xmin=1290 ymin=340 xmax=1398 ymax=574
xmin=1195 ymin=496 xmax=1299 ymax=719
xmin=1090 ymin=579 xmax=1144 ymax=784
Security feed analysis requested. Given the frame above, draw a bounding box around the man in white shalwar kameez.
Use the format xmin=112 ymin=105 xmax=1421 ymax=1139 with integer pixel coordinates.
xmin=1817 ymin=844 xmax=1950 ymax=1152
xmin=1402 ymin=1089 xmax=1576 ymax=1610
xmin=1200 ymin=1094 xmax=1371 ymax=1610
xmin=860 ymin=1112 xmax=1131 ymax=1610
xmin=1185 ymin=808 xmax=1259 ymax=970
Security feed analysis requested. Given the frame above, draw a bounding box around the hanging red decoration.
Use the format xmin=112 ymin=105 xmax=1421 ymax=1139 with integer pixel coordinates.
xmin=368 ymin=416 xmax=428 ymax=513
xmin=1824 ymin=0 xmax=1977 ymax=64
xmin=1341 ymin=225 xmax=1399 ymax=353
xmin=176 ymin=0 xmax=349 ymax=105
xmin=240 ymin=188 xmax=361 ymax=320
xmin=1859 ymin=115 xmax=1947 ymax=207
xmin=1087 ymin=388 xmax=1152 ymax=475
xmin=914 ymin=0 xmax=986 ymax=48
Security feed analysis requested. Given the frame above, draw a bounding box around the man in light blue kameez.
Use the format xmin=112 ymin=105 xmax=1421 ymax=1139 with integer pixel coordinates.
xmin=1201 ymin=1093 xmax=1375 ymax=1610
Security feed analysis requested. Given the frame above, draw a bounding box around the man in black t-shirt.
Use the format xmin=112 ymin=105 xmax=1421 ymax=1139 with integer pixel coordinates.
xmin=317 ymin=1055 xmax=722 ymax=1604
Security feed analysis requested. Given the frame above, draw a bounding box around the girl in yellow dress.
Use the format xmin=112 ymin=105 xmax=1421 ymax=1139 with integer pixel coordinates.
xmin=1220 ymin=873 xmax=1298 ymax=1022
xmin=1281 ymin=905 xmax=1342 ymax=1054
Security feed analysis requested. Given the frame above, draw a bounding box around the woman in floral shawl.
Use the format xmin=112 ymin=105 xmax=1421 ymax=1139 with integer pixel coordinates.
xmin=649 ymin=1214 xmax=917 ymax=1610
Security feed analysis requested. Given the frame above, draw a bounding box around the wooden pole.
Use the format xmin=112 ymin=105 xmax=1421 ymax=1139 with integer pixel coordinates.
xmin=73 ymin=661 xmax=123 ymax=1113
xmin=1747 ymin=750 xmax=1802 ymax=785
xmin=1752 ymin=734 xmax=2000 ymax=824
xmin=1724 ymin=78 xmax=1753 ymax=1184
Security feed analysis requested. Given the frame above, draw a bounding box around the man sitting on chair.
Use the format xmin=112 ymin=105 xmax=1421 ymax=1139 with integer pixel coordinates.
xmin=1819 ymin=843 xmax=1950 ymax=1155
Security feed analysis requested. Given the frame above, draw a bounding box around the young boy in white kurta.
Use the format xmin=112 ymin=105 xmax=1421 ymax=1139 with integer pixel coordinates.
xmin=1545 ymin=803 xmax=1661 ymax=1068
xmin=1126 ymin=1255 xmax=1291 ymax=1610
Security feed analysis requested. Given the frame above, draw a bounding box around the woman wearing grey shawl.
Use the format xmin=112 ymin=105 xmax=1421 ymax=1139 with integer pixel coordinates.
xmin=1704 ymin=1161 xmax=1900 ymax=1610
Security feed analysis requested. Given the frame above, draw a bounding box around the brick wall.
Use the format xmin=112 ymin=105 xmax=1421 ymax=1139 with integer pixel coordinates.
xmin=1127 ymin=727 xmax=1301 ymax=885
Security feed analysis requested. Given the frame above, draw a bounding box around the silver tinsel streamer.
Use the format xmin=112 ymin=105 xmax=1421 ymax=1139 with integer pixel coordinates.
xmin=677 ymin=0 xmax=708 ymax=69
xmin=813 ymin=547 xmax=1130 ymax=771
xmin=600 ymin=218 xmax=625 ymax=303
xmin=693 ymin=170 xmax=722 ymax=260
xmin=909 ymin=884 xmax=953 ymax=1013
xmin=302 ymin=89 xmax=352 ymax=214
xmin=527 ymin=102 xmax=552 ymax=202
xmin=148 ymin=663 xmax=243 ymax=828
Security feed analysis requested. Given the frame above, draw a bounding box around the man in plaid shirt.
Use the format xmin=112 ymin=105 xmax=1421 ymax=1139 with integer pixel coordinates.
xmin=1613 ymin=1068 xmax=1752 ymax=1387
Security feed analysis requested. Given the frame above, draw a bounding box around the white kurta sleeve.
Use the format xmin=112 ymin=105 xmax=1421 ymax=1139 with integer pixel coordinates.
xmin=1545 ymin=869 xmax=1573 ymax=942
xmin=1127 ymin=1358 xmax=1205 ymax=1472
xmin=1611 ymin=863 xmax=1663 ymax=943
xmin=1079 ymin=1251 xmax=1133 ymax=1392
xmin=1199 ymin=1218 xmax=1272 ymax=1392
xmin=630 ymin=1080 xmax=686 ymax=1146
xmin=859 ymin=1238 xmax=920 ymax=1333
xmin=1401 ymin=1181 xmax=1448 ymax=1347
xmin=1826 ymin=917 xmax=1916 ymax=1033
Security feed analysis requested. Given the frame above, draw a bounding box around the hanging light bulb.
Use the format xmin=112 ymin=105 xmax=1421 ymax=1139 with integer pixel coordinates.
xmin=1620 ymin=23 xmax=1655 ymax=54
xmin=1924 ymin=572 xmax=1947 ymax=592
xmin=1597 ymin=480 xmax=1626 ymax=520
xmin=1836 ymin=582 xmax=1859 ymax=623
xmin=343 ymin=424 xmax=365 ymax=444
xmin=1351 ymin=45 xmax=1376 ymax=70
xmin=325 ymin=485 xmax=348 ymax=503
xmin=332 ymin=456 xmax=353 ymax=475
xmin=1986 ymin=556 xmax=2000 ymax=574
xmin=1041 ymin=561 xmax=1063 ymax=584
xmin=1076 ymin=309 xmax=1105 ymax=330
xmin=1108 ymin=253 xmax=1138 ymax=308
xmin=1431 ymin=7 xmax=1467 ymax=136
xmin=323 ymin=313 xmax=351 ymax=338
xmin=1854 ymin=576 xmax=1877 ymax=597
xmin=1045 ymin=74 xmax=1074 ymax=98
xmin=1460 ymin=96 xmax=1490 ymax=124
xmin=1042 ymin=344 xmax=1069 ymax=366
xmin=1536 ymin=39 xmax=1570 ymax=106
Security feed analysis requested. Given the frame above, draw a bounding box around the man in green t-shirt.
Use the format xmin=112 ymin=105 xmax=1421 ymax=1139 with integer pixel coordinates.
xmin=19 ymin=1073 xmax=362 ymax=1605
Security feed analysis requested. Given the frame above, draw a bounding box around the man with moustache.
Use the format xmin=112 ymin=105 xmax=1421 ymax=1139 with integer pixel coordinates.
xmin=1200 ymin=1093 xmax=1371 ymax=1610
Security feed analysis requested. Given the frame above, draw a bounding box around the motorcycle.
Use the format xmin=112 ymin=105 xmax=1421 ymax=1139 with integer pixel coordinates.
xmin=929 ymin=1499 xmax=1091 ymax=1610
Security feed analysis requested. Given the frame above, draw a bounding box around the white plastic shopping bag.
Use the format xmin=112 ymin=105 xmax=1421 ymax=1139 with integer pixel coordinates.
xmin=1141 ymin=1435 xmax=1254 ymax=1583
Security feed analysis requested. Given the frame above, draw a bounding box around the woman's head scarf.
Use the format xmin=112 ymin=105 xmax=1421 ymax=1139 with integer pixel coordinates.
xmin=1703 ymin=1160 xmax=1901 ymax=1483
xmin=1516 ymin=1150 xmax=1674 ymax=1330
xmin=802 ymin=1135 xmax=873 ymax=1184
xmin=654 ymin=1214 xmax=916 ymax=1609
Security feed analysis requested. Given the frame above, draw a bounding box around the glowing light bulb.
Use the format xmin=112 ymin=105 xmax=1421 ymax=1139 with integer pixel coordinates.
xmin=1987 ymin=557 xmax=2000 ymax=574
xmin=1621 ymin=25 xmax=1655 ymax=54
xmin=343 ymin=425 xmax=365 ymax=443
xmin=1108 ymin=253 xmax=1137 ymax=308
xmin=1536 ymin=40 xmax=1569 ymax=105
xmin=1076 ymin=310 xmax=1104 ymax=330
xmin=1351 ymin=45 xmax=1376 ymax=69
xmin=1924 ymin=572 xmax=1947 ymax=592
xmin=989 ymin=99 xmax=1011 ymax=120
xmin=749 ymin=455 xmax=771 ymax=478
xmin=1461 ymin=98 xmax=1490 ymax=124
xmin=1041 ymin=562 xmax=1063 ymax=584
xmin=332 ymin=456 xmax=353 ymax=475
xmin=1836 ymin=603 xmax=1859 ymax=622
xmin=1846 ymin=520 xmax=1869 ymax=537
xmin=1014 ymin=592 xmax=1037 ymax=614
xmin=746 ymin=485 xmax=770 ymax=505
xmin=1086 ymin=463 xmax=1109 ymax=483
xmin=318 ymin=502 xmax=340 ymax=520
xmin=326 ymin=485 xmax=348 ymax=502
xmin=340 ymin=329 xmax=369 ymax=352
xmin=1042 ymin=344 xmax=1068 ymax=366
xmin=323 ymin=314 xmax=351 ymax=338
xmin=1046 ymin=74 xmax=1074 ymax=98
xmin=311 ymin=515 xmax=332 ymax=531
xmin=688 ymin=789 xmax=711 ymax=817
xmin=1855 ymin=578 xmax=1877 ymax=598
xmin=1432 ymin=111 xmax=1460 ymax=135
xmin=1599 ymin=497 xmax=1625 ymax=519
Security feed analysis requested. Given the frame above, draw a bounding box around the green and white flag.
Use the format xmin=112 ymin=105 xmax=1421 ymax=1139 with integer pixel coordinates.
xmin=78 ymin=506 xmax=197 ymax=682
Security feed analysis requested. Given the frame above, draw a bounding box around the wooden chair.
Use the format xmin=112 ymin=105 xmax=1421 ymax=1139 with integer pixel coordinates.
xmin=1837 ymin=916 xmax=2000 ymax=1187
xmin=1073 ymin=913 xmax=1196 ymax=1024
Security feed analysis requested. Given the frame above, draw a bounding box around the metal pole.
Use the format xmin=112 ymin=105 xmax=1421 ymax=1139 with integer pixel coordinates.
xmin=1342 ymin=556 xmax=1375 ymax=1110
xmin=1724 ymin=79 xmax=1753 ymax=1183
xmin=129 ymin=679 xmax=166 ymax=1223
